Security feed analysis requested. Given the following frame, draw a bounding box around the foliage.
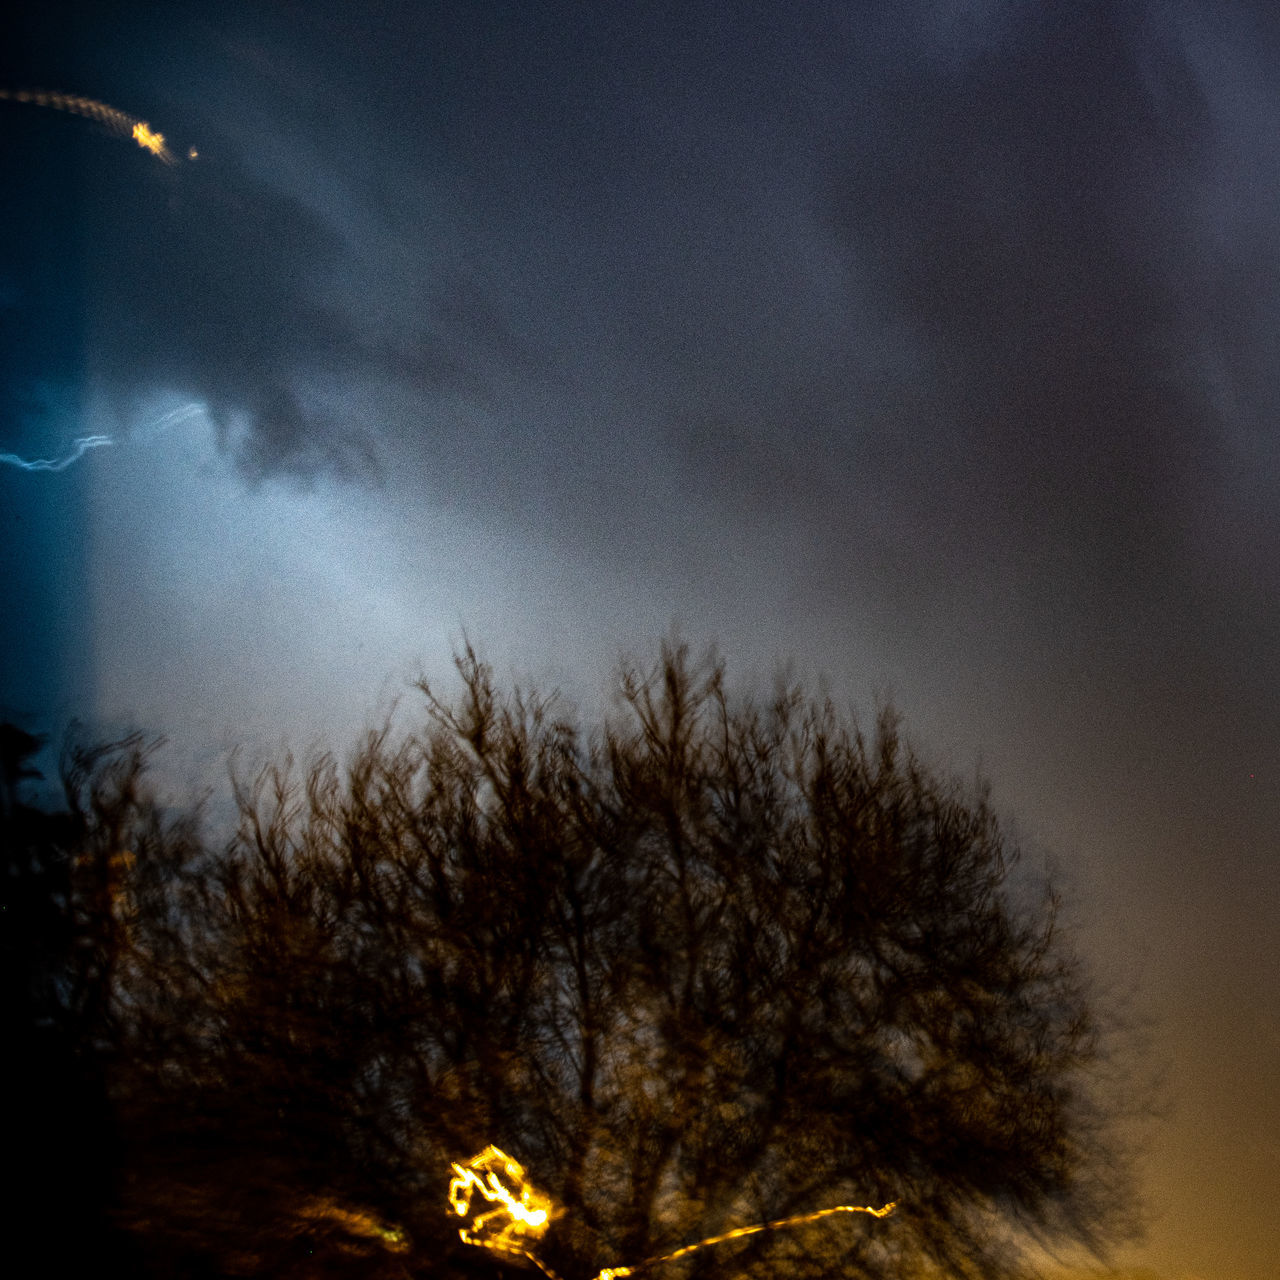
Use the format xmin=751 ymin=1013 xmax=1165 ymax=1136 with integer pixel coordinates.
xmin=32 ymin=643 xmax=1136 ymax=1279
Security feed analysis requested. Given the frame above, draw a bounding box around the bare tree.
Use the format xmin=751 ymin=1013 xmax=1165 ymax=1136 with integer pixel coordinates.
xmin=89 ymin=642 xmax=1136 ymax=1279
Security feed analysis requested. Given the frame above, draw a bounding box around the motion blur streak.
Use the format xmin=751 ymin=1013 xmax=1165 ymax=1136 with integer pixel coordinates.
xmin=448 ymin=1145 xmax=894 ymax=1280
xmin=448 ymin=1145 xmax=552 ymax=1250
xmin=130 ymin=120 xmax=169 ymax=160
xmin=448 ymin=1147 xmax=563 ymax=1280
xmin=133 ymin=402 xmax=207 ymax=440
xmin=0 ymin=435 xmax=113 ymax=472
xmin=295 ymin=1197 xmax=409 ymax=1253
xmin=595 ymin=1200 xmax=898 ymax=1280
xmin=0 ymin=87 xmax=178 ymax=163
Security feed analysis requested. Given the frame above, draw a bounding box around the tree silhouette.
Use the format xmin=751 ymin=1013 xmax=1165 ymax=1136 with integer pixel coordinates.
xmin=2 ymin=723 xmax=156 ymax=1275
xmin=81 ymin=643 xmax=1135 ymax=1279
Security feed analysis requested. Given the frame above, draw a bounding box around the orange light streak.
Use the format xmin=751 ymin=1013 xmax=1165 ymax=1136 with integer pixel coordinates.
xmin=131 ymin=120 xmax=170 ymax=160
xmin=594 ymin=1200 xmax=898 ymax=1280
xmin=448 ymin=1144 xmax=895 ymax=1280
xmin=296 ymin=1196 xmax=410 ymax=1252
xmin=0 ymin=88 xmax=179 ymax=163
xmin=448 ymin=1145 xmax=553 ymax=1254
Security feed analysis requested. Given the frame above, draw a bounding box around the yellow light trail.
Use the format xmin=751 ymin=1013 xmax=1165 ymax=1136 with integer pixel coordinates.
xmin=448 ymin=1145 xmax=895 ymax=1280
xmin=296 ymin=1196 xmax=410 ymax=1253
xmin=448 ymin=1145 xmax=553 ymax=1252
xmin=130 ymin=120 xmax=169 ymax=160
xmin=594 ymin=1199 xmax=898 ymax=1280
xmin=0 ymin=87 xmax=180 ymax=163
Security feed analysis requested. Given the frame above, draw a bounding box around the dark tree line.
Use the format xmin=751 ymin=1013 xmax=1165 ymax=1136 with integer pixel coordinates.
xmin=5 ymin=643 xmax=1138 ymax=1279
xmin=2 ymin=724 xmax=149 ymax=1275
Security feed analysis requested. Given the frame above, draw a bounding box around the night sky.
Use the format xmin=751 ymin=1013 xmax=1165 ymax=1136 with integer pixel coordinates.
xmin=3 ymin=3 xmax=1278 ymax=1277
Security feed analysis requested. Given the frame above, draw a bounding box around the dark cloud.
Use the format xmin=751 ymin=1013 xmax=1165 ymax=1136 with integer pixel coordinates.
xmin=4 ymin=0 xmax=553 ymax=487
xmin=93 ymin=147 xmax=383 ymax=483
xmin=386 ymin=270 xmax=550 ymax=407
xmin=827 ymin=1 xmax=1215 ymax=562
xmin=7 ymin=4 xmax=1280 ymax=1277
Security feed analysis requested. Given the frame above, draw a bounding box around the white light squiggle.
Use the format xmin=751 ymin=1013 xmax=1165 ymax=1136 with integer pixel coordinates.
xmin=0 ymin=403 xmax=206 ymax=475
xmin=132 ymin=402 xmax=207 ymax=441
xmin=0 ymin=435 xmax=113 ymax=472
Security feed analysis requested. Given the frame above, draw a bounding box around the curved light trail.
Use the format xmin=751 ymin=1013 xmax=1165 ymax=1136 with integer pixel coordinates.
xmin=0 ymin=87 xmax=183 ymax=163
